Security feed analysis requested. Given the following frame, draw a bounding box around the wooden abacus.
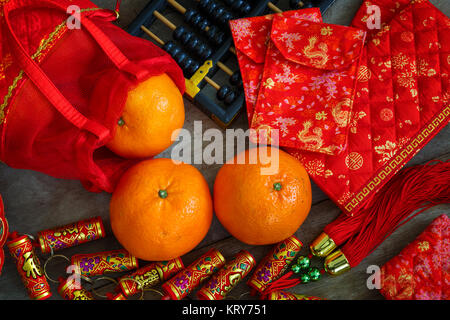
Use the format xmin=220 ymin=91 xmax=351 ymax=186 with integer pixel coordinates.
xmin=127 ymin=0 xmax=336 ymax=128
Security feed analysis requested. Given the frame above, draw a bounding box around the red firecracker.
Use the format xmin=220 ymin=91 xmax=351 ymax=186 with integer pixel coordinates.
xmin=71 ymin=249 xmax=138 ymax=277
xmin=7 ymin=232 xmax=52 ymax=300
xmin=37 ymin=216 xmax=105 ymax=254
xmin=197 ymin=250 xmax=256 ymax=300
xmin=161 ymin=248 xmax=225 ymax=300
xmin=247 ymin=236 xmax=302 ymax=295
xmin=58 ymin=277 xmax=95 ymax=300
xmin=118 ymin=258 xmax=184 ymax=297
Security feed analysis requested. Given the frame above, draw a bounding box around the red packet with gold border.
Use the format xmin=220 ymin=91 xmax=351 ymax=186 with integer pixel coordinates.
xmin=252 ymin=17 xmax=366 ymax=155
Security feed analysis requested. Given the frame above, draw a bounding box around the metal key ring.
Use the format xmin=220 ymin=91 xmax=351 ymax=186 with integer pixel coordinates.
xmin=91 ymin=276 xmax=119 ymax=299
xmin=118 ymin=277 xmax=145 ymax=300
xmin=43 ymin=254 xmax=71 ymax=283
xmin=238 ymin=292 xmax=251 ymax=300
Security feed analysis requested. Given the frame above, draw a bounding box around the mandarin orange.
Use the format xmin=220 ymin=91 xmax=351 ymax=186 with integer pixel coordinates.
xmin=110 ymin=158 xmax=212 ymax=261
xmin=213 ymin=147 xmax=312 ymax=245
xmin=106 ymin=73 xmax=184 ymax=159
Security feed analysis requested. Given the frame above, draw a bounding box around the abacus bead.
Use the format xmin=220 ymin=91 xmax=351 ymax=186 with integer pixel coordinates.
xmin=163 ymin=41 xmax=176 ymax=54
xmin=241 ymin=3 xmax=252 ymax=15
xmin=211 ymin=6 xmax=225 ymax=19
xmin=198 ymin=18 xmax=209 ymax=30
xmin=180 ymin=56 xmax=194 ymax=71
xmin=217 ymin=86 xmax=230 ymax=100
xmin=206 ymin=24 xmax=218 ymax=38
xmin=205 ymin=1 xmax=218 ymax=15
xmin=180 ymin=32 xmax=194 ymax=46
xmin=173 ymin=51 xmax=188 ymax=65
xmin=186 ymin=61 xmax=200 ymax=77
xmin=231 ymin=0 xmax=245 ymax=11
xmin=195 ymin=43 xmax=212 ymax=60
xmin=213 ymin=31 xmax=226 ymax=45
xmin=173 ymin=26 xmax=186 ymax=41
xmin=230 ymin=71 xmax=242 ymax=86
xmin=191 ymin=13 xmax=203 ymax=26
xmin=171 ymin=45 xmax=182 ymax=57
xmin=224 ymin=90 xmax=237 ymax=105
xmin=219 ymin=12 xmax=234 ymax=25
xmin=184 ymin=8 xmax=196 ymax=23
xmin=203 ymin=47 xmax=213 ymax=60
xmin=187 ymin=37 xmax=200 ymax=51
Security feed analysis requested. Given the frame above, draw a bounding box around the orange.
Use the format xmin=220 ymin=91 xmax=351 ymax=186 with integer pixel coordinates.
xmin=106 ymin=73 xmax=185 ymax=159
xmin=109 ymin=158 xmax=213 ymax=261
xmin=213 ymin=147 xmax=312 ymax=245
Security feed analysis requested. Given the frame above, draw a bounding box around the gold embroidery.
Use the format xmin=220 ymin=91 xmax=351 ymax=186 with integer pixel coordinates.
xmin=303 ymin=37 xmax=329 ymax=68
xmin=315 ymin=111 xmax=327 ymax=121
xmin=349 ymin=111 xmax=367 ymax=134
xmin=303 ymin=159 xmax=325 ymax=177
xmin=331 ymin=98 xmax=352 ymax=128
xmin=417 ymin=241 xmax=430 ymax=252
xmin=297 ymin=121 xmax=324 ymax=150
xmin=320 ymin=26 xmax=333 ymax=36
xmin=357 ymin=65 xmax=371 ymax=82
xmin=374 ymin=140 xmax=397 ymax=164
xmin=345 ymin=152 xmax=364 ymax=171
xmin=344 ymin=104 xmax=450 ymax=213
xmin=263 ymin=78 xmax=275 ymax=89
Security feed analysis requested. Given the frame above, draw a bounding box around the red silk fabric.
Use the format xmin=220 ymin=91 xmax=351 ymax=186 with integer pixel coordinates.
xmin=230 ymin=0 xmax=450 ymax=215
xmin=380 ymin=214 xmax=450 ymax=300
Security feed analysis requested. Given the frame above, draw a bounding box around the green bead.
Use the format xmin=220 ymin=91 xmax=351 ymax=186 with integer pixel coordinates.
xmin=308 ymin=267 xmax=321 ymax=281
xmin=118 ymin=117 xmax=125 ymax=126
xmin=300 ymin=273 xmax=311 ymax=284
xmin=296 ymin=256 xmax=311 ymax=270
xmin=158 ymin=189 xmax=168 ymax=199
xmin=291 ymin=264 xmax=302 ymax=274
xmin=273 ymin=182 xmax=282 ymax=191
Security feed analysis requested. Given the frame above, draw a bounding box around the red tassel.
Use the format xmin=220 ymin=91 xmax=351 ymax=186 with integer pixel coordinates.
xmin=336 ymin=159 xmax=450 ymax=268
xmin=260 ymin=271 xmax=300 ymax=299
xmin=324 ymin=206 xmax=370 ymax=246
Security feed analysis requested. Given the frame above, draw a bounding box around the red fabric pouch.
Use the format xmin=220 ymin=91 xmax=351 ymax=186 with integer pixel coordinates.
xmin=229 ymin=8 xmax=323 ymax=127
xmin=0 ymin=0 xmax=185 ymax=193
xmin=252 ymin=17 xmax=366 ymax=155
xmin=380 ymin=214 xmax=449 ymax=300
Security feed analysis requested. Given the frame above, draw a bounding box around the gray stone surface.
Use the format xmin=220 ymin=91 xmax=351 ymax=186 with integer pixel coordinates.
xmin=0 ymin=0 xmax=449 ymax=300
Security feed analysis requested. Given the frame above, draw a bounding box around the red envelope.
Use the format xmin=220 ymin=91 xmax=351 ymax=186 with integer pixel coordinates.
xmin=252 ymin=18 xmax=366 ymax=155
xmin=380 ymin=214 xmax=450 ymax=300
xmin=231 ymin=0 xmax=449 ymax=217
xmin=290 ymin=0 xmax=450 ymax=214
xmin=229 ymin=9 xmax=323 ymax=127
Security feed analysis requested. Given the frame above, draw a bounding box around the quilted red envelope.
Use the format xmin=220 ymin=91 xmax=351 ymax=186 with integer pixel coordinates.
xmin=289 ymin=0 xmax=450 ymax=215
xmin=380 ymin=214 xmax=449 ymax=300
xmin=229 ymin=8 xmax=323 ymax=127
xmin=231 ymin=0 xmax=449 ymax=216
xmin=251 ymin=17 xmax=366 ymax=155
